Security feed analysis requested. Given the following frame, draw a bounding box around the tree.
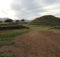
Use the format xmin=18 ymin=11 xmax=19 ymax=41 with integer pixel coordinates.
xmin=5 ymin=18 xmax=13 ymax=22
xmin=16 ymin=20 xmax=20 ymax=23
xmin=0 ymin=21 xmax=2 ymax=23
xmin=21 ymin=19 xmax=25 ymax=22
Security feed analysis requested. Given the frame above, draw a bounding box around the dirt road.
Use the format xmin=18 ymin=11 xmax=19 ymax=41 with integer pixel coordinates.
xmin=0 ymin=30 xmax=60 ymax=57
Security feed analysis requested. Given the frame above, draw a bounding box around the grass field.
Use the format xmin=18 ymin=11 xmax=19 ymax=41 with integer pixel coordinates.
xmin=0 ymin=29 xmax=28 ymax=46
xmin=0 ymin=23 xmax=29 ymax=57
xmin=0 ymin=24 xmax=59 ymax=46
xmin=23 ymin=24 xmax=60 ymax=32
xmin=28 ymin=25 xmax=50 ymax=30
xmin=0 ymin=53 xmax=15 ymax=57
xmin=0 ymin=23 xmax=60 ymax=57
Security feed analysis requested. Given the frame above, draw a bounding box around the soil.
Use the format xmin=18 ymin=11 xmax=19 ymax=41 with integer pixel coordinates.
xmin=0 ymin=30 xmax=60 ymax=57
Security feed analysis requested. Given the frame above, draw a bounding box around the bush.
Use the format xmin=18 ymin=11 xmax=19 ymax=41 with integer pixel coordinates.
xmin=0 ymin=25 xmax=29 ymax=30
xmin=5 ymin=18 xmax=13 ymax=22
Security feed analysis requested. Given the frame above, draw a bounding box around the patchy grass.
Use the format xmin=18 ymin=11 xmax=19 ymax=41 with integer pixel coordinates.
xmin=29 ymin=25 xmax=49 ymax=31
xmin=49 ymin=29 xmax=60 ymax=33
xmin=0 ymin=53 xmax=15 ymax=57
xmin=24 ymin=24 xmax=50 ymax=31
xmin=0 ymin=40 xmax=14 ymax=46
xmin=0 ymin=29 xmax=28 ymax=38
xmin=24 ymin=24 xmax=60 ymax=32
xmin=0 ymin=29 xmax=28 ymax=46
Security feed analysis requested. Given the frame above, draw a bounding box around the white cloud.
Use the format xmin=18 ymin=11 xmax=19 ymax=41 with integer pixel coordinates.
xmin=11 ymin=0 xmax=60 ymax=20
xmin=0 ymin=0 xmax=16 ymax=19
xmin=0 ymin=0 xmax=60 ymax=20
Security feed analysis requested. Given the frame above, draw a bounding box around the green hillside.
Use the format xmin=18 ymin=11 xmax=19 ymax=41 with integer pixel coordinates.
xmin=31 ymin=15 xmax=60 ymax=26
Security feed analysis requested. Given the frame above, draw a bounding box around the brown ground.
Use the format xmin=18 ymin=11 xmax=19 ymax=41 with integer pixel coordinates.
xmin=0 ymin=30 xmax=60 ymax=57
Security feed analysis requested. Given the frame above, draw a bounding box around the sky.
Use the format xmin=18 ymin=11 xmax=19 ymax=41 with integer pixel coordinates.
xmin=0 ymin=0 xmax=60 ymax=20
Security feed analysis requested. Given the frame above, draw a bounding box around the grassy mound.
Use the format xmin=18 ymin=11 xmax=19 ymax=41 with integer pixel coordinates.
xmin=31 ymin=15 xmax=60 ymax=26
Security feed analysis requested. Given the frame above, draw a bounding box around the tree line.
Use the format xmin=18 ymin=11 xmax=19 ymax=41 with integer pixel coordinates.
xmin=0 ymin=18 xmax=25 ymax=23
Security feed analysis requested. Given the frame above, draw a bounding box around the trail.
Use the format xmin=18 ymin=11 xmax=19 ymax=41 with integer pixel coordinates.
xmin=14 ymin=30 xmax=60 ymax=57
xmin=0 ymin=30 xmax=60 ymax=57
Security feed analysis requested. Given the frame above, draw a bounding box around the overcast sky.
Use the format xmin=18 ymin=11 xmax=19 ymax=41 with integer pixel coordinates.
xmin=0 ymin=0 xmax=60 ymax=20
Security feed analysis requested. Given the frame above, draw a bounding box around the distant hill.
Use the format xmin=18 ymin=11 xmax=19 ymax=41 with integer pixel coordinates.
xmin=31 ymin=15 xmax=60 ymax=26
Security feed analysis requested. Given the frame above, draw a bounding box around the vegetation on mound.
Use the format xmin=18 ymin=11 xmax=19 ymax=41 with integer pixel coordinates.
xmin=31 ymin=15 xmax=60 ymax=26
xmin=0 ymin=23 xmax=29 ymax=30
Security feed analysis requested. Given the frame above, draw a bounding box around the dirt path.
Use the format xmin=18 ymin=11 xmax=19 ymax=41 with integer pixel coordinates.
xmin=0 ymin=30 xmax=60 ymax=57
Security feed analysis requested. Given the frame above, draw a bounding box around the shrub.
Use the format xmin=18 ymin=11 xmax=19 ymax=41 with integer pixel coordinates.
xmin=5 ymin=18 xmax=13 ymax=22
xmin=0 ymin=25 xmax=29 ymax=30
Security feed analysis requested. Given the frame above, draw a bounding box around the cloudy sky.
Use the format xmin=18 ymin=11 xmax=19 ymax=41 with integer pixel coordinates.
xmin=0 ymin=0 xmax=60 ymax=20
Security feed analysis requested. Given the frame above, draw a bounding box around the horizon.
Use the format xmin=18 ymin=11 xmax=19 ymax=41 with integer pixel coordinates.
xmin=0 ymin=0 xmax=60 ymax=20
xmin=0 ymin=15 xmax=60 ymax=21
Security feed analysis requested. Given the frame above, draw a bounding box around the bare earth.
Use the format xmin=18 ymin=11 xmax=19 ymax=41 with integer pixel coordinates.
xmin=0 ymin=30 xmax=60 ymax=57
